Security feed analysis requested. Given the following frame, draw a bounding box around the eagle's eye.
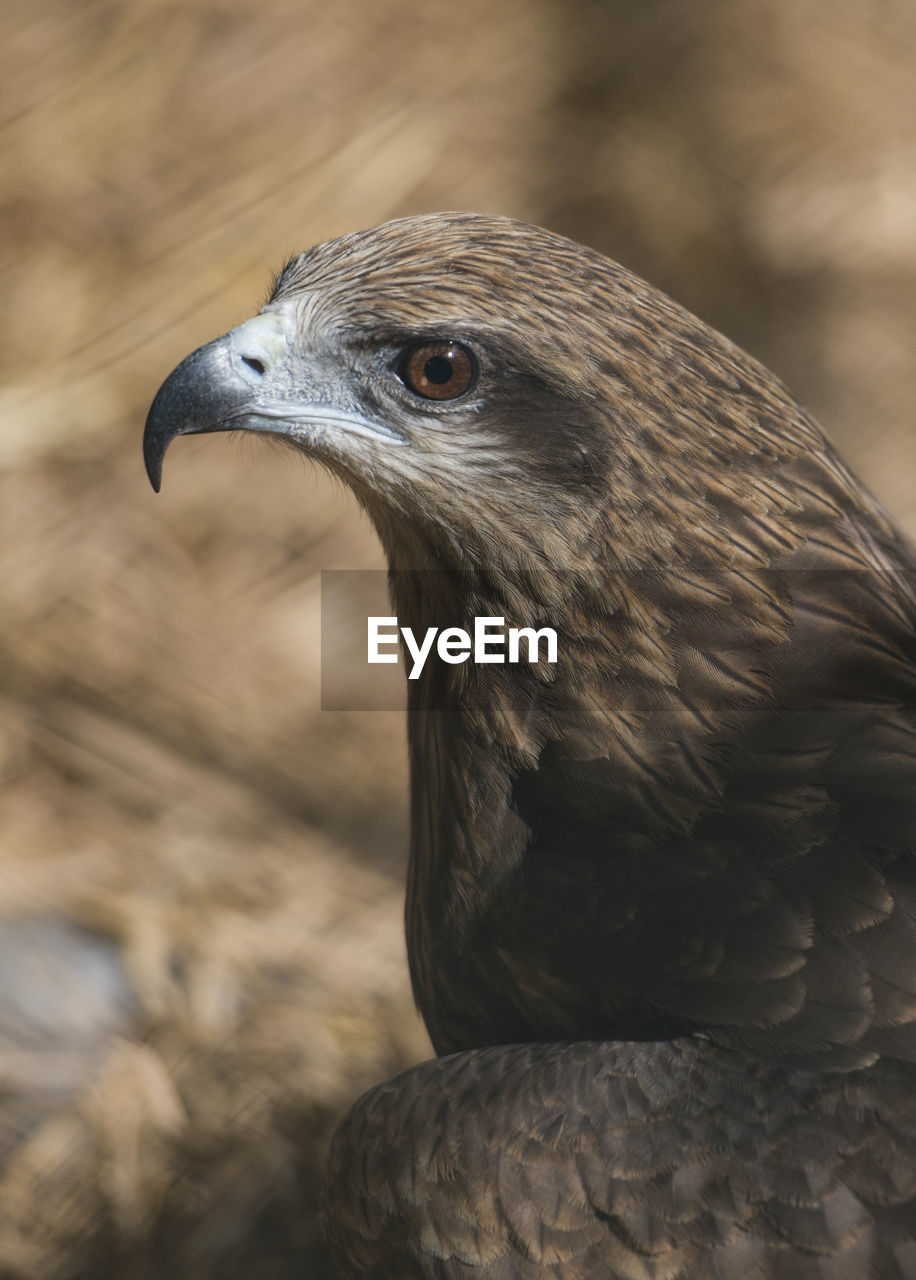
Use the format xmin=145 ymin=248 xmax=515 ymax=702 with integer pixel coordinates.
xmin=398 ymin=342 xmax=477 ymax=401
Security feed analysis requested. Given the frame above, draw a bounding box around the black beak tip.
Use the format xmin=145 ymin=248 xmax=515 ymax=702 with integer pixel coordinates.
xmin=144 ymin=449 xmax=163 ymax=493
xmin=142 ymin=411 xmax=166 ymax=493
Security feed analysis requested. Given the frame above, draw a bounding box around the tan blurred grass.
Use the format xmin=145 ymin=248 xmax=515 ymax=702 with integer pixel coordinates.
xmin=1 ymin=0 xmax=915 ymax=1274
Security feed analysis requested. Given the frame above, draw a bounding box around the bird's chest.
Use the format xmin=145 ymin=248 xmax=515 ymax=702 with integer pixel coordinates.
xmin=401 ymin=660 xmax=722 ymax=1053
xmin=404 ymin=747 xmax=684 ymax=1055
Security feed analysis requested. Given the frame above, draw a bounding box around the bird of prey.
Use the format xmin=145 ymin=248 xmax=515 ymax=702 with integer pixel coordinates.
xmin=144 ymin=213 xmax=916 ymax=1278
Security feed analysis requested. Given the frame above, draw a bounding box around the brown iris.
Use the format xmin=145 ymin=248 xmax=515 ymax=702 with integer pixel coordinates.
xmin=399 ymin=342 xmax=477 ymax=401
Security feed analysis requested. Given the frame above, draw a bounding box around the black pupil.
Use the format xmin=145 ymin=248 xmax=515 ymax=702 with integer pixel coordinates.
xmin=424 ymin=355 xmax=454 ymax=385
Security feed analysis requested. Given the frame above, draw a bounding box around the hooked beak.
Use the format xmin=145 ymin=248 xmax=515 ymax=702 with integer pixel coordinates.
xmin=143 ymin=334 xmax=234 ymax=492
xmin=143 ymin=309 xmax=403 ymax=492
xmin=143 ymin=311 xmax=295 ymax=492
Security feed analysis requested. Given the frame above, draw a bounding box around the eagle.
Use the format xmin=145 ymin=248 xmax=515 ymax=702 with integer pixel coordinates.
xmin=144 ymin=213 xmax=916 ymax=1277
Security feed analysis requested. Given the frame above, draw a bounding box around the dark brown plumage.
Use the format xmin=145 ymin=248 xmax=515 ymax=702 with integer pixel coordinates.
xmin=144 ymin=213 xmax=916 ymax=1277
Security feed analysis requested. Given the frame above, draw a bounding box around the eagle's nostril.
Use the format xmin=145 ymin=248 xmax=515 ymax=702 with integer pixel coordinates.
xmin=241 ymin=355 xmax=266 ymax=376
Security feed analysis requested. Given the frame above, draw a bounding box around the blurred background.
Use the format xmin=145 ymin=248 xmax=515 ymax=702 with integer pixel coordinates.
xmin=2 ymin=1 xmax=915 ymax=1274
